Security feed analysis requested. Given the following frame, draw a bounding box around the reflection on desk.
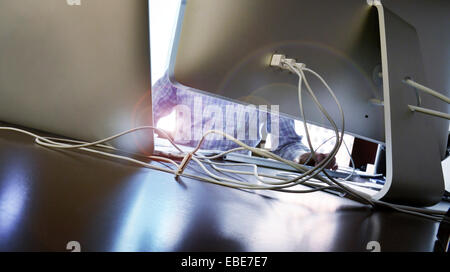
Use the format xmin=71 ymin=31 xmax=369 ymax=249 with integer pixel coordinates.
xmin=0 ymin=128 xmax=444 ymax=252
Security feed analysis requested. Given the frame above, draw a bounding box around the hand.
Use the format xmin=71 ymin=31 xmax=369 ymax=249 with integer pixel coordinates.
xmin=296 ymin=152 xmax=338 ymax=171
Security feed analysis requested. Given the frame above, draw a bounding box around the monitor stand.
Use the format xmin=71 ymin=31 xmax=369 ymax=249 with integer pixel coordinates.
xmin=370 ymin=0 xmax=446 ymax=206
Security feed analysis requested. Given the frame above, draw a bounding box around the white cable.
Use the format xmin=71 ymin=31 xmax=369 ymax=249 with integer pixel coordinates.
xmin=404 ymin=78 xmax=450 ymax=104
xmin=0 ymin=126 xmax=336 ymax=193
xmin=296 ymin=70 xmax=316 ymax=158
xmin=403 ymin=78 xmax=450 ymax=120
xmin=195 ymin=147 xmax=247 ymax=160
xmin=0 ymin=127 xmax=182 ymax=169
xmin=288 ymin=62 xmax=345 ymax=174
xmin=192 ymin=129 xmax=346 ymax=192
xmin=408 ymin=105 xmax=450 ymax=120
xmin=203 ymin=160 xmax=347 ymax=194
xmin=283 ymin=62 xmax=375 ymax=205
xmin=202 ymin=160 xmax=286 ymax=185
xmin=1 ymin=124 xmax=443 ymax=220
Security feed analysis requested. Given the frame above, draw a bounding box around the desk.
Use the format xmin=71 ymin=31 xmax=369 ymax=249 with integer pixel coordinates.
xmin=0 ymin=128 xmax=444 ymax=252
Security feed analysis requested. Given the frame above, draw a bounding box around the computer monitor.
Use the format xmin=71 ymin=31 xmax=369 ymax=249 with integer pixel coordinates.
xmin=170 ymin=0 xmax=449 ymax=206
xmin=0 ymin=0 xmax=154 ymax=155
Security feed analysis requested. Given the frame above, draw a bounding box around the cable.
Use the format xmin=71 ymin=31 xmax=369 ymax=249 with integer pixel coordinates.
xmin=403 ymin=78 xmax=450 ymax=120
xmin=0 ymin=126 xmax=335 ymax=191
xmin=403 ymin=78 xmax=450 ymax=104
xmin=1 ymin=122 xmax=443 ymax=221
xmin=281 ymin=60 xmax=445 ymax=217
xmin=408 ymin=105 xmax=450 ymax=120
xmin=283 ymin=61 xmax=376 ymax=205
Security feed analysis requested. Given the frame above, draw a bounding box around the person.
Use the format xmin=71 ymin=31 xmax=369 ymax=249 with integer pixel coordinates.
xmin=152 ymin=73 xmax=337 ymax=170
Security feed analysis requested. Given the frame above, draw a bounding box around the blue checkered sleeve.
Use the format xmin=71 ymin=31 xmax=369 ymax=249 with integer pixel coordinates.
xmin=270 ymin=117 xmax=310 ymax=161
xmin=152 ymin=73 xmax=310 ymax=161
xmin=152 ymin=74 xmax=178 ymax=123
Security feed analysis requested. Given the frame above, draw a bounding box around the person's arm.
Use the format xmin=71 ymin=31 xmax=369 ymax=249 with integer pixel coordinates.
xmin=269 ymin=117 xmax=337 ymax=170
xmin=152 ymin=73 xmax=178 ymax=128
xmin=269 ymin=117 xmax=310 ymax=161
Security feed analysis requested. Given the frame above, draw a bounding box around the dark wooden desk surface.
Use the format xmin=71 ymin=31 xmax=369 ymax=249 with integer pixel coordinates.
xmin=0 ymin=129 xmax=444 ymax=252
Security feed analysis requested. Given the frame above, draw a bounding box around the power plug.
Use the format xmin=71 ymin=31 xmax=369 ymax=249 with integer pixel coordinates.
xmin=270 ymin=54 xmax=297 ymax=72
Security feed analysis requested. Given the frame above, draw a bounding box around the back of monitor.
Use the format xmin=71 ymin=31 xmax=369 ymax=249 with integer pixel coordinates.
xmin=0 ymin=0 xmax=154 ymax=154
xmin=370 ymin=1 xmax=446 ymax=206
xmin=171 ymin=0 xmax=386 ymax=144
xmin=171 ymin=0 xmax=447 ymax=206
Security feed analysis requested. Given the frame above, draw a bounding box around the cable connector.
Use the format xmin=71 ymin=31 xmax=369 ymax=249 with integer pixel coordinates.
xmin=270 ymin=54 xmax=295 ymax=70
xmin=270 ymin=54 xmax=301 ymax=73
xmin=270 ymin=54 xmax=287 ymax=68
xmin=296 ymin=62 xmax=306 ymax=69
xmin=175 ymin=152 xmax=193 ymax=178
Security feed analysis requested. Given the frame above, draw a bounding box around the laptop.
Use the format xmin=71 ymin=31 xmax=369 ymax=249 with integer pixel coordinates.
xmin=0 ymin=0 xmax=154 ymax=155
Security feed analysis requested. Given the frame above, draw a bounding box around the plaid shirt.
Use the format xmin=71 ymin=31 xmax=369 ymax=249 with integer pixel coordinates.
xmin=152 ymin=73 xmax=309 ymax=161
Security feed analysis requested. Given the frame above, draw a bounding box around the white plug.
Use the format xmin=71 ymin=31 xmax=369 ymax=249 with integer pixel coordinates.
xmin=270 ymin=54 xmax=286 ymax=68
xmin=367 ymin=0 xmax=381 ymax=6
xmin=270 ymin=54 xmax=297 ymax=72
